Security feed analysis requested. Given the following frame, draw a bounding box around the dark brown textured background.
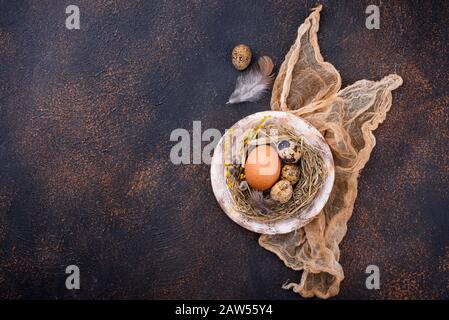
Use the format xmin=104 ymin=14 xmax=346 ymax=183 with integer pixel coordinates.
xmin=0 ymin=0 xmax=448 ymax=299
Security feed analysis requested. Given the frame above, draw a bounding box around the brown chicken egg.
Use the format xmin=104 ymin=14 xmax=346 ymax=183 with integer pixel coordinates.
xmin=244 ymin=145 xmax=281 ymax=191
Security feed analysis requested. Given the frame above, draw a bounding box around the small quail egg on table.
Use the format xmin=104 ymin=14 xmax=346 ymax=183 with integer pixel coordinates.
xmin=231 ymin=44 xmax=252 ymax=70
xmin=281 ymin=164 xmax=301 ymax=185
xmin=270 ymin=180 xmax=293 ymax=204
xmin=276 ymin=140 xmax=301 ymax=163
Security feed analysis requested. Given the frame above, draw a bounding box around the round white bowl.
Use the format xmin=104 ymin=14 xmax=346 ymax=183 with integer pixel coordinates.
xmin=211 ymin=111 xmax=335 ymax=235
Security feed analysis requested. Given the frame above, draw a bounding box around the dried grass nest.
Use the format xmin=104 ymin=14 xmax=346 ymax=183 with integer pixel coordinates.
xmin=224 ymin=116 xmax=327 ymax=222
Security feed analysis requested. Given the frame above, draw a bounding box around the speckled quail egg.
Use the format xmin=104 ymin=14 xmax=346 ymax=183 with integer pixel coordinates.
xmin=231 ymin=44 xmax=252 ymax=70
xmin=270 ymin=180 xmax=293 ymax=204
xmin=281 ymin=164 xmax=301 ymax=185
xmin=276 ymin=140 xmax=301 ymax=163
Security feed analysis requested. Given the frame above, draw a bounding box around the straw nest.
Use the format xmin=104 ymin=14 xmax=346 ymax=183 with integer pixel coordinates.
xmin=224 ymin=116 xmax=327 ymax=222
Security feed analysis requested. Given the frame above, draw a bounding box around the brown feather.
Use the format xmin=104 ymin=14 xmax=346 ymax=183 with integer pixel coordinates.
xmin=258 ymin=56 xmax=274 ymax=78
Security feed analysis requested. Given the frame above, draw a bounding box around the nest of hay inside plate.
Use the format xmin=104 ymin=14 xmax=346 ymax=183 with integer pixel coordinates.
xmin=224 ymin=118 xmax=327 ymax=222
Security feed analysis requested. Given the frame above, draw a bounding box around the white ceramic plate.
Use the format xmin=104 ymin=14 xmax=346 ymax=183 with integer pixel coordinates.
xmin=211 ymin=111 xmax=335 ymax=235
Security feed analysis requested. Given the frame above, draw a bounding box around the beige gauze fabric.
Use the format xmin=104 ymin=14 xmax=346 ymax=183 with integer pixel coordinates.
xmin=259 ymin=5 xmax=403 ymax=299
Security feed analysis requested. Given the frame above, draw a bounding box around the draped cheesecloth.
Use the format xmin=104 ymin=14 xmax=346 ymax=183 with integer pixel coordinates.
xmin=259 ymin=5 xmax=403 ymax=299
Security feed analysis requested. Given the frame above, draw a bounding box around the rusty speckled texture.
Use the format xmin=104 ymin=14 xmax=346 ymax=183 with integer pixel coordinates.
xmin=0 ymin=0 xmax=448 ymax=299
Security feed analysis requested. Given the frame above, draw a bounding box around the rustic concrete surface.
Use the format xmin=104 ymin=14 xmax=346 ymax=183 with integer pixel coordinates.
xmin=0 ymin=0 xmax=447 ymax=299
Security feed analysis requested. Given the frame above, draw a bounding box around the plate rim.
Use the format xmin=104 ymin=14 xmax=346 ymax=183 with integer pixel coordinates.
xmin=210 ymin=111 xmax=335 ymax=234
